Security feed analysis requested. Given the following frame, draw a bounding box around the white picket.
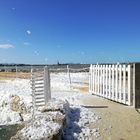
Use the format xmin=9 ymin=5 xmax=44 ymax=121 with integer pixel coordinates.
xmin=102 ymin=65 xmax=105 ymax=96
xmin=108 ymin=65 xmax=111 ymax=99
xmin=123 ymin=65 xmax=126 ymax=104
xmin=119 ymin=65 xmax=122 ymax=102
xmin=89 ymin=63 xmax=133 ymax=106
xmin=112 ymin=65 xmax=115 ymax=100
xmin=127 ymin=65 xmax=131 ymax=105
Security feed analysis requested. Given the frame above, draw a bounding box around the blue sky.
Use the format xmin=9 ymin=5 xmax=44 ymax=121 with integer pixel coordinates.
xmin=0 ymin=0 xmax=140 ymax=64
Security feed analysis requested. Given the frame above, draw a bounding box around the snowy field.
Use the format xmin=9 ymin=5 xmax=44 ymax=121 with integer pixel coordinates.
xmin=0 ymin=72 xmax=100 ymax=139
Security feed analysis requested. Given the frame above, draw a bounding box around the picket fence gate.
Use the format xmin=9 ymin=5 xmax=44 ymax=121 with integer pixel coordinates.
xmin=89 ymin=64 xmax=135 ymax=106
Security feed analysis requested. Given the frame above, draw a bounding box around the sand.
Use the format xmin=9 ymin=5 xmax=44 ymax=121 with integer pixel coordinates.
xmin=81 ymin=94 xmax=140 ymax=140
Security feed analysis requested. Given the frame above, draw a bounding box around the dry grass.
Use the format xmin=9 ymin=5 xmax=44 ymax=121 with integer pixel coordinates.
xmin=74 ymin=86 xmax=89 ymax=93
xmin=0 ymin=72 xmax=31 ymax=80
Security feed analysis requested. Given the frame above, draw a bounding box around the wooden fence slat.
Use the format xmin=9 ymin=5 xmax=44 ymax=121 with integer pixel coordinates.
xmin=92 ymin=65 xmax=94 ymax=93
xmin=108 ymin=65 xmax=111 ymax=99
xmin=105 ymin=65 xmax=108 ymax=98
xmin=100 ymin=65 xmax=103 ymax=96
xmin=127 ymin=65 xmax=131 ymax=105
xmin=98 ymin=65 xmax=100 ymax=95
xmin=123 ymin=65 xmax=126 ymax=104
xmin=115 ymin=64 xmax=118 ymax=101
xmin=89 ymin=65 xmax=92 ymax=92
xmin=119 ymin=65 xmax=122 ymax=102
xmin=102 ymin=65 xmax=105 ymax=96
xmin=95 ymin=65 xmax=97 ymax=94
xmin=93 ymin=65 xmax=95 ymax=93
xmin=112 ymin=65 xmax=115 ymax=100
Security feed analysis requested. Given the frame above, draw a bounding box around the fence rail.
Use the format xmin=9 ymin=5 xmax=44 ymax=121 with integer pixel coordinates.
xmin=89 ymin=64 xmax=134 ymax=106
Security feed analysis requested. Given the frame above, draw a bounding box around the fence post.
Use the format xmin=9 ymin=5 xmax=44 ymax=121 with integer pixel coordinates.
xmin=67 ymin=65 xmax=72 ymax=89
xmin=89 ymin=64 xmax=92 ymax=92
xmin=127 ymin=65 xmax=131 ymax=105
xmin=31 ymin=68 xmax=35 ymax=123
xmin=16 ymin=65 xmax=18 ymax=79
xmin=44 ymin=66 xmax=51 ymax=104
xmin=132 ymin=63 xmax=135 ymax=107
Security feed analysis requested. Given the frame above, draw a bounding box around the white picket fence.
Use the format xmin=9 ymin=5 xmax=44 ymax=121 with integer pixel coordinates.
xmin=89 ymin=64 xmax=134 ymax=106
xmin=31 ymin=66 xmax=51 ymax=111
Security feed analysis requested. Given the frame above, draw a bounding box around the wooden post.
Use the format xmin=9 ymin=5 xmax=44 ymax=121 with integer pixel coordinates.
xmin=89 ymin=64 xmax=92 ymax=92
xmin=16 ymin=65 xmax=18 ymax=79
xmin=44 ymin=66 xmax=51 ymax=104
xmin=67 ymin=65 xmax=72 ymax=89
xmin=31 ymin=68 xmax=35 ymax=123
xmin=132 ymin=64 xmax=135 ymax=107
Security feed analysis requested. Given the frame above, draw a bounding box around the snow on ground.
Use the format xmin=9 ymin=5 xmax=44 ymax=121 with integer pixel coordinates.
xmin=0 ymin=79 xmax=32 ymax=125
xmin=51 ymin=72 xmax=89 ymax=91
xmin=0 ymin=72 xmax=100 ymax=139
xmin=20 ymin=112 xmax=63 ymax=140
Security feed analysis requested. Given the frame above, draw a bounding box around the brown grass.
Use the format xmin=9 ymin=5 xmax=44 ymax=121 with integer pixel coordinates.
xmin=0 ymin=72 xmax=31 ymax=80
xmin=73 ymin=86 xmax=89 ymax=93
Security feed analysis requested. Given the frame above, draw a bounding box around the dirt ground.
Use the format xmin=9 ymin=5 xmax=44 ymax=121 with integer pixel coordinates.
xmin=81 ymin=94 xmax=140 ymax=140
xmin=0 ymin=72 xmax=30 ymax=80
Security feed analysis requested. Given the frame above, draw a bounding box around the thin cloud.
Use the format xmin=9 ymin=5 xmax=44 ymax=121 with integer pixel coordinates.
xmin=57 ymin=45 xmax=63 ymax=49
xmin=0 ymin=44 xmax=15 ymax=49
xmin=34 ymin=50 xmax=39 ymax=56
xmin=23 ymin=42 xmax=30 ymax=46
xmin=12 ymin=7 xmax=15 ymax=10
xmin=26 ymin=30 xmax=31 ymax=35
xmin=45 ymin=57 xmax=48 ymax=62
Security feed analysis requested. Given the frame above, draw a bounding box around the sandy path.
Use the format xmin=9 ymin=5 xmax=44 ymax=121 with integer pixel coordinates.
xmin=80 ymin=94 xmax=140 ymax=140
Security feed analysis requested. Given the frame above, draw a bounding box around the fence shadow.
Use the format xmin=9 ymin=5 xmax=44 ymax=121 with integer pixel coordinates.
xmin=136 ymin=108 xmax=140 ymax=115
xmin=81 ymin=105 xmax=108 ymax=109
xmin=62 ymin=107 xmax=82 ymax=139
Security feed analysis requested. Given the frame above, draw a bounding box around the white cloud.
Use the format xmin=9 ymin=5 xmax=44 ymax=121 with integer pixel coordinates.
xmin=34 ymin=50 xmax=39 ymax=56
xmin=12 ymin=7 xmax=15 ymax=10
xmin=57 ymin=45 xmax=63 ymax=48
xmin=45 ymin=57 xmax=48 ymax=62
xmin=81 ymin=51 xmax=85 ymax=55
xmin=23 ymin=42 xmax=30 ymax=46
xmin=0 ymin=44 xmax=15 ymax=49
xmin=26 ymin=30 xmax=31 ymax=35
